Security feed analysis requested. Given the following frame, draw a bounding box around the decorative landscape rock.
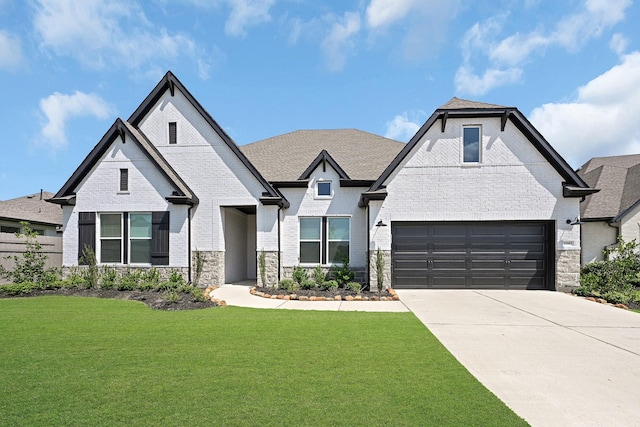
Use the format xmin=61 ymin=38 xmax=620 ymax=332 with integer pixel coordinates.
xmin=250 ymin=286 xmax=399 ymax=302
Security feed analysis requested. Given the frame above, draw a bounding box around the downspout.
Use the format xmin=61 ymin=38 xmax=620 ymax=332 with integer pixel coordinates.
xmin=366 ymin=204 xmax=370 ymax=291
xmin=277 ymin=206 xmax=282 ymax=282
xmin=187 ymin=206 xmax=193 ymax=283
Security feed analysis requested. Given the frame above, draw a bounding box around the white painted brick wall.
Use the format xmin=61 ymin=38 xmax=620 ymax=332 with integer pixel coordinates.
xmin=371 ymin=117 xmax=581 ymax=251
xmin=137 ymin=90 xmax=271 ymax=253
xmin=62 ymin=133 xmax=189 ymax=266
xmin=280 ymin=166 xmax=366 ymax=269
xmin=581 ymin=221 xmax=617 ymax=263
xmin=620 ymin=204 xmax=640 ymax=244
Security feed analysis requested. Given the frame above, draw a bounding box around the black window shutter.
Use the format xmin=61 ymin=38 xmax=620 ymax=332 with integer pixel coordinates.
xmin=169 ymin=122 xmax=177 ymax=144
xmin=123 ymin=212 xmax=129 ymax=264
xmin=120 ymin=169 xmax=128 ymax=191
xmin=78 ymin=212 xmax=96 ymax=264
xmin=151 ymin=211 xmax=169 ymax=265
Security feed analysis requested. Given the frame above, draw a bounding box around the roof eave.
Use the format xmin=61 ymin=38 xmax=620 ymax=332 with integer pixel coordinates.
xmin=358 ymin=190 xmax=388 ymax=208
xmin=563 ymin=183 xmax=600 ymax=198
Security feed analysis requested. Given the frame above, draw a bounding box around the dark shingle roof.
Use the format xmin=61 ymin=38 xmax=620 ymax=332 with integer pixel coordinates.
xmin=0 ymin=191 xmax=62 ymax=226
xmin=438 ymin=97 xmax=509 ymax=110
xmin=240 ymin=129 xmax=405 ymax=182
xmin=578 ymin=154 xmax=640 ymax=220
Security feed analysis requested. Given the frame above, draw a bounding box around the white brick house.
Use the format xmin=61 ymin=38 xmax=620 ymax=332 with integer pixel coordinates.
xmin=49 ymin=72 xmax=595 ymax=291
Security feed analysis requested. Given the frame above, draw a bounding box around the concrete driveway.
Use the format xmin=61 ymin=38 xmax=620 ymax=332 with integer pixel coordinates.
xmin=395 ymin=289 xmax=640 ymax=427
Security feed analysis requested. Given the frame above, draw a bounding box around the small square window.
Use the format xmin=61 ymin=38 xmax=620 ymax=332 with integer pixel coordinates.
xmin=463 ymin=126 xmax=481 ymax=163
xmin=317 ymin=181 xmax=331 ymax=197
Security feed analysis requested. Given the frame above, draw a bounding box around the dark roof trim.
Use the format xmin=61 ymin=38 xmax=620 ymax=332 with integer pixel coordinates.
xmin=580 ymin=217 xmax=615 ymax=223
xmin=299 ymin=149 xmax=350 ymax=180
xmin=271 ymin=180 xmax=309 ymax=188
xmin=0 ymin=216 xmax=61 ymax=227
xmin=563 ymin=183 xmax=600 ymax=198
xmin=613 ymin=198 xmax=640 ymax=222
xmin=127 ymin=71 xmax=285 ymax=206
xmin=358 ymin=190 xmax=388 ymax=208
xmin=369 ymin=107 xmax=592 ymax=194
xmin=340 ymin=179 xmax=375 ymax=187
xmin=260 ymin=196 xmax=289 ymax=208
xmin=49 ymin=118 xmax=199 ymax=206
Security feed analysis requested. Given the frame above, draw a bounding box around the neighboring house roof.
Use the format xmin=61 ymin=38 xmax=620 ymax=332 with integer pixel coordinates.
xmin=49 ymin=119 xmax=199 ymax=206
xmin=240 ymin=129 xmax=405 ymax=182
xmin=0 ymin=191 xmax=62 ymax=226
xmin=577 ymin=154 xmax=640 ymax=221
xmin=367 ymin=97 xmax=594 ymax=202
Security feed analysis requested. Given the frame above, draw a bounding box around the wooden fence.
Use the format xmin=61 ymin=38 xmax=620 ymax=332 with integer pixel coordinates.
xmin=0 ymin=234 xmax=62 ymax=284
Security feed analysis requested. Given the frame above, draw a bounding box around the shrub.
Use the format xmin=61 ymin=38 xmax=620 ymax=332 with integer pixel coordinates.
xmin=99 ymin=266 xmax=117 ymax=290
xmin=189 ymin=285 xmax=210 ymax=302
xmin=312 ymin=265 xmax=326 ymax=287
xmin=169 ymin=270 xmax=186 ymax=287
xmin=79 ymin=245 xmax=98 ymax=289
xmin=66 ymin=267 xmax=85 ymax=288
xmin=137 ymin=282 xmax=156 ymax=291
xmin=292 ymin=265 xmax=308 ymax=285
xmin=321 ymin=280 xmax=338 ymax=291
xmin=117 ymin=269 xmax=141 ymax=291
xmin=331 ymin=255 xmax=354 ymax=287
xmin=259 ymin=250 xmax=267 ymax=287
xmin=278 ymin=278 xmax=299 ymax=292
xmin=300 ymin=278 xmax=316 ymax=290
xmin=164 ymin=289 xmax=180 ymax=303
xmin=0 ymin=223 xmax=59 ymax=285
xmin=0 ymin=282 xmax=38 ymax=295
xmin=143 ymin=268 xmax=161 ymax=288
xmin=346 ymin=281 xmax=361 ymax=294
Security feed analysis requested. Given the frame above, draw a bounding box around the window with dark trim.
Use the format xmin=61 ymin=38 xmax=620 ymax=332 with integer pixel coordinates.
xmin=463 ymin=126 xmax=481 ymax=163
xmin=120 ymin=169 xmax=128 ymax=192
xmin=299 ymin=217 xmax=349 ymax=264
xmin=0 ymin=225 xmax=20 ymax=234
xmin=169 ymin=122 xmax=177 ymax=145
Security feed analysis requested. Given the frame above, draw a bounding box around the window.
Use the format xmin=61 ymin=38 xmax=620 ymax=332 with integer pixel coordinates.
xmin=169 ymin=122 xmax=177 ymax=144
xmin=129 ymin=213 xmax=152 ymax=264
xmin=32 ymin=229 xmax=44 ymax=236
xmin=317 ymin=181 xmax=331 ymax=197
xmin=99 ymin=213 xmax=153 ymax=264
xmin=120 ymin=169 xmax=128 ymax=192
xmin=100 ymin=213 xmax=122 ymax=263
xmin=299 ymin=217 xmax=350 ymax=264
xmin=0 ymin=225 xmax=20 ymax=234
xmin=463 ymin=126 xmax=481 ymax=163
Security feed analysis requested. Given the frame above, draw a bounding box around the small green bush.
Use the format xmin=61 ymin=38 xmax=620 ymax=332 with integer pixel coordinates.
xmin=321 ymin=280 xmax=338 ymax=291
xmin=189 ymin=286 xmax=209 ymax=302
xmin=292 ymin=265 xmax=308 ymax=285
xmin=169 ymin=270 xmax=186 ymax=287
xmin=0 ymin=282 xmax=39 ymax=295
xmin=100 ymin=266 xmax=117 ymax=290
xmin=331 ymin=255 xmax=354 ymax=287
xmin=164 ymin=289 xmax=180 ymax=303
xmin=80 ymin=245 xmax=98 ymax=289
xmin=117 ymin=269 xmax=141 ymax=291
xmin=345 ymin=282 xmax=361 ymax=294
xmin=312 ymin=265 xmax=326 ymax=287
xmin=137 ymin=281 xmax=156 ymax=292
xmin=278 ymin=278 xmax=299 ymax=292
xmin=0 ymin=223 xmax=58 ymax=285
xmin=300 ymin=278 xmax=316 ymax=290
xmin=143 ymin=268 xmax=161 ymax=287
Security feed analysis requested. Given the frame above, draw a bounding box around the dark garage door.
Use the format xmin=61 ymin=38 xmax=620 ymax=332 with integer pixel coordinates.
xmin=391 ymin=222 xmax=552 ymax=290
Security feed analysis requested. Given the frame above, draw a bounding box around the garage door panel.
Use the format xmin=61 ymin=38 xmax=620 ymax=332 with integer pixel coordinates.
xmin=392 ymin=221 xmax=551 ymax=290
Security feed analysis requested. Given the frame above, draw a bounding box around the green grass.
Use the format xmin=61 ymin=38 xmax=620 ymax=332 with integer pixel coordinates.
xmin=0 ymin=296 xmax=527 ymax=426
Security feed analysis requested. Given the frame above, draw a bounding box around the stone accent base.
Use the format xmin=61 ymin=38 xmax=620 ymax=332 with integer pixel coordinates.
xmin=556 ymin=249 xmax=580 ymax=292
xmin=193 ymin=251 xmax=225 ymax=287
xmin=257 ymin=251 xmax=280 ymax=288
xmin=280 ymin=265 xmax=366 ymax=286
xmin=62 ymin=266 xmax=189 ymax=282
xmin=369 ymin=249 xmax=391 ymax=291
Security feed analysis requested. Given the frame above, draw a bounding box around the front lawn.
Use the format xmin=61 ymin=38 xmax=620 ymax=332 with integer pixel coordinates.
xmin=0 ymin=297 xmax=526 ymax=426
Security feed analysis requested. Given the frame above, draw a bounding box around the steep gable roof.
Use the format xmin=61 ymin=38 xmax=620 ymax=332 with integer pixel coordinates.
xmin=128 ymin=71 xmax=286 ymax=207
xmin=366 ymin=98 xmax=593 ymax=203
xmin=0 ymin=191 xmax=62 ymax=226
xmin=577 ymin=154 xmax=640 ymax=220
xmin=49 ymin=118 xmax=198 ymax=206
xmin=241 ymin=129 xmax=405 ymax=183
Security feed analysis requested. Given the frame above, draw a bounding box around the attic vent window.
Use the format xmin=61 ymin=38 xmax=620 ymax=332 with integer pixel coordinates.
xmin=316 ymin=181 xmax=332 ymax=198
xmin=169 ymin=122 xmax=177 ymax=145
xmin=120 ymin=169 xmax=129 ymax=192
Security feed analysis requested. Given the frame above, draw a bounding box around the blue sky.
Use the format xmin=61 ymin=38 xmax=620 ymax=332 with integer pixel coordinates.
xmin=1 ymin=0 xmax=639 ymax=200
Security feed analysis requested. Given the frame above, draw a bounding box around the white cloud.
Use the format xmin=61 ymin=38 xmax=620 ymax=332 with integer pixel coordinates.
xmin=38 ymin=91 xmax=114 ymax=149
xmin=530 ymin=51 xmax=640 ymax=167
xmin=0 ymin=30 xmax=23 ymax=70
xmin=224 ymin=0 xmax=275 ymax=37
xmin=321 ymin=12 xmax=361 ymax=72
xmin=454 ymin=65 xmax=522 ymax=97
xmin=456 ymin=0 xmax=632 ymax=96
xmin=384 ymin=110 xmax=426 ymax=141
xmin=609 ymin=33 xmax=629 ymax=56
xmin=366 ymin=0 xmax=420 ymax=28
xmin=32 ymin=0 xmax=211 ymax=74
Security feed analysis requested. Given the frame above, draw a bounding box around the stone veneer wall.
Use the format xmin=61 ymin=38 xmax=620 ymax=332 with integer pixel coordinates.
xmin=257 ymin=251 xmax=280 ymax=288
xmin=368 ymin=250 xmax=391 ymax=291
xmin=193 ymin=251 xmax=225 ymax=287
xmin=62 ymin=266 xmax=189 ymax=282
xmin=556 ymin=249 xmax=580 ymax=292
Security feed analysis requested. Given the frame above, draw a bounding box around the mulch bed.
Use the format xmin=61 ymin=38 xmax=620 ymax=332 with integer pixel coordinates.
xmin=0 ymin=288 xmax=218 ymax=311
xmin=252 ymin=286 xmax=399 ymax=301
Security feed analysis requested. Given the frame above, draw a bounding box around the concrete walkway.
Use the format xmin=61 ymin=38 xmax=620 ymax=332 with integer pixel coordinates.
xmin=210 ymin=283 xmax=409 ymax=312
xmin=396 ymin=289 xmax=640 ymax=427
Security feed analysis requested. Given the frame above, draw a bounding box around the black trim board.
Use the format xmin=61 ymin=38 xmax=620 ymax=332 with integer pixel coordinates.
xmin=299 ymin=150 xmax=350 ymax=180
xmin=127 ymin=71 xmax=288 ymax=209
xmin=367 ymin=107 xmax=593 ymax=202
